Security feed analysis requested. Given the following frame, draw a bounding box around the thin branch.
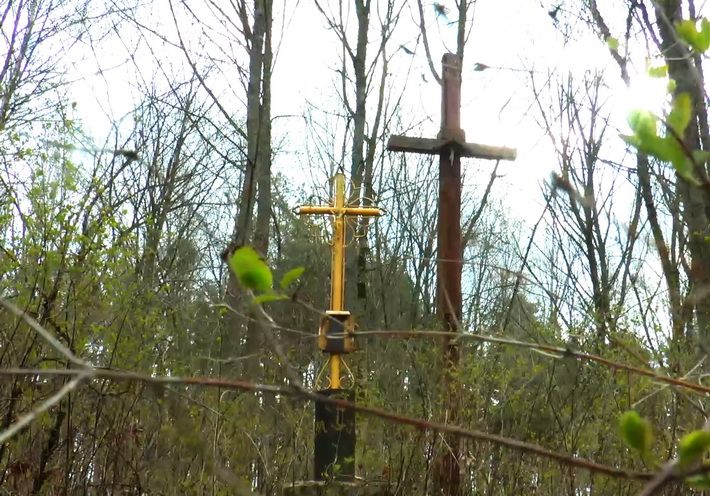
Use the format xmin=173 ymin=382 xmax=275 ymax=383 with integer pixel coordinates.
xmin=462 ymin=159 xmax=500 ymax=247
xmin=588 ymin=0 xmax=630 ymax=85
xmin=167 ymin=0 xmax=248 ymax=145
xmin=416 ymin=0 xmax=441 ymax=84
xmin=351 ymin=329 xmax=710 ymax=396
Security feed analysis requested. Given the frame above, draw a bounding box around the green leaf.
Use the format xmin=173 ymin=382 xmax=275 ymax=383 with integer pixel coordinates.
xmin=672 ymin=158 xmax=701 ymax=185
xmin=253 ymin=292 xmax=289 ymax=305
xmin=693 ymin=150 xmax=710 ymax=162
xmin=619 ymin=410 xmax=653 ymax=454
xmin=627 ymin=110 xmax=658 ymax=140
xmin=667 ymin=93 xmax=692 ymax=136
xmin=677 ymin=19 xmax=701 ymax=50
xmin=622 ymin=106 xmax=702 ymax=185
xmin=279 ymin=266 xmax=305 ymax=290
xmin=228 ymin=247 xmax=273 ymax=292
xmin=667 ymin=78 xmax=677 ymax=93
xmin=606 ymin=36 xmax=619 ymax=50
xmin=676 ymin=18 xmax=710 ymax=52
xmin=679 ymin=430 xmax=710 ymax=465
xmin=647 ymin=65 xmax=668 ymax=78
xmin=699 ymin=18 xmax=710 ymax=51
xmin=644 ymin=136 xmax=680 ymax=163
xmin=620 ymin=134 xmax=641 ymax=148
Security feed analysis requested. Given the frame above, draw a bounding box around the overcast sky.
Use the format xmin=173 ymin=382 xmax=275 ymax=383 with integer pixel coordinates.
xmin=65 ymin=0 xmax=681 ymax=225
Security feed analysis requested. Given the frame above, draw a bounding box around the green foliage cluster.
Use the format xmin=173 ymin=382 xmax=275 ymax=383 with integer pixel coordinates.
xmin=619 ymin=410 xmax=710 ymax=489
xmin=228 ymin=246 xmax=304 ymax=304
xmin=623 ymin=93 xmax=704 ymax=184
xmin=622 ymin=16 xmax=710 ymax=187
xmin=676 ymin=18 xmax=710 ymax=53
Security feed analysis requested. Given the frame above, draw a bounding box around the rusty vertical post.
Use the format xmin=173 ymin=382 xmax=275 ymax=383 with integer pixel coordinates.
xmin=434 ymin=53 xmax=463 ymax=496
xmin=437 ymin=54 xmax=464 ymax=328
xmin=440 ymin=54 xmax=464 ymax=143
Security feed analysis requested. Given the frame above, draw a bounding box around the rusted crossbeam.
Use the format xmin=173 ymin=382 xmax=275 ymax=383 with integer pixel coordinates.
xmin=387 ymin=135 xmax=517 ymax=161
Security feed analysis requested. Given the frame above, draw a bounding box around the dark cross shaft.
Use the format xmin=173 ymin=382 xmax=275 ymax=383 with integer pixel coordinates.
xmin=387 ymin=53 xmax=516 ymax=493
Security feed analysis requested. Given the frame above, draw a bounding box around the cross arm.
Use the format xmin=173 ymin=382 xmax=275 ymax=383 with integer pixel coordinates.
xmin=296 ymin=206 xmax=383 ymax=217
xmin=387 ymin=135 xmax=517 ymax=161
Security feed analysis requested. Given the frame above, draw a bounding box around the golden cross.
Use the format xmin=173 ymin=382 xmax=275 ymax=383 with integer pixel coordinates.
xmin=296 ymin=172 xmax=383 ymax=389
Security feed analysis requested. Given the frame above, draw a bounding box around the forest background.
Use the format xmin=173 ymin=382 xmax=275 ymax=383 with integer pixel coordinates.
xmin=3 ymin=0 xmax=710 ymax=494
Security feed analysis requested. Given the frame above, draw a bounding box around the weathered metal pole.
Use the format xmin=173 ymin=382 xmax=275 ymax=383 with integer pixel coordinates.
xmin=329 ymin=174 xmax=346 ymax=389
xmin=386 ymin=54 xmax=516 ymax=496
xmin=434 ymin=52 xmax=464 ymax=496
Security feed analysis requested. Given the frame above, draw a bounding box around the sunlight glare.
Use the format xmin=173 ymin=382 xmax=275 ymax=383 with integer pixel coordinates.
xmin=613 ymin=68 xmax=669 ymax=130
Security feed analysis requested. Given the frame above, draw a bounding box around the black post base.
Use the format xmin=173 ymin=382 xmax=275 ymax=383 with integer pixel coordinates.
xmin=314 ymin=388 xmax=356 ymax=481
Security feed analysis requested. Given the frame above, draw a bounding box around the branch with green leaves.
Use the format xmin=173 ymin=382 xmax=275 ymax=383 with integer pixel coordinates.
xmin=619 ymin=410 xmax=710 ymax=493
xmin=229 ymin=246 xmax=710 ymax=399
xmin=622 ymin=92 xmax=707 ymax=186
xmin=224 ymin=246 xmax=710 ymax=490
xmin=227 ymin=246 xmax=304 ymax=304
xmin=621 ymin=16 xmax=710 ymax=186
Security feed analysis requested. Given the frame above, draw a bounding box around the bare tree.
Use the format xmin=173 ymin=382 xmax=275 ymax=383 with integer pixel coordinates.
xmin=0 ymin=1 xmax=89 ymax=132
xmin=531 ymin=72 xmax=643 ymax=343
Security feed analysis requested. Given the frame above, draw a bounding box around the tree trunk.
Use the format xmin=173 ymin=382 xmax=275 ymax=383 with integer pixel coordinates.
xmin=222 ymin=0 xmax=271 ymax=374
xmin=654 ymin=0 xmax=710 ymax=349
xmin=345 ymin=0 xmax=371 ymax=315
xmin=244 ymin=0 xmax=273 ymax=382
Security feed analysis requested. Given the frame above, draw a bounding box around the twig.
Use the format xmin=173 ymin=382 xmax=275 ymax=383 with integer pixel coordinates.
xmin=632 ymin=357 xmax=707 ymax=408
xmin=0 ymin=298 xmax=93 ymax=446
xmin=223 ymin=297 xmax=710 ymax=397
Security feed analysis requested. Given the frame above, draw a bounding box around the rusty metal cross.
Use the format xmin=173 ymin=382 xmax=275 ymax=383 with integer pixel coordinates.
xmin=387 ymin=53 xmax=516 ymax=494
